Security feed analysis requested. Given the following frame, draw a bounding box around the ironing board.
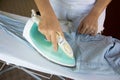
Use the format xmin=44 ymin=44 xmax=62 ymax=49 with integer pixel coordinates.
xmin=0 ymin=11 xmax=120 ymax=80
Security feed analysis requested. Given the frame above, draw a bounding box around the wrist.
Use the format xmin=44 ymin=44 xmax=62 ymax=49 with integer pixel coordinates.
xmin=89 ymin=8 xmax=101 ymax=19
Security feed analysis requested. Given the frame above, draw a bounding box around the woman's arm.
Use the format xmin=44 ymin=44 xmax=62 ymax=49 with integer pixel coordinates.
xmin=34 ymin=0 xmax=55 ymax=17
xmin=34 ymin=0 xmax=64 ymax=51
xmin=89 ymin=0 xmax=112 ymax=18
xmin=78 ymin=0 xmax=112 ymax=35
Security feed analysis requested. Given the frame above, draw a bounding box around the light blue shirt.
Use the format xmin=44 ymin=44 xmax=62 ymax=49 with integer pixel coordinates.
xmin=0 ymin=13 xmax=120 ymax=75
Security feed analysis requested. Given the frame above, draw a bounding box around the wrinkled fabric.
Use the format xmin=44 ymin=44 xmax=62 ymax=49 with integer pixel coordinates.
xmin=0 ymin=13 xmax=120 ymax=75
xmin=104 ymin=39 xmax=120 ymax=74
xmin=64 ymin=32 xmax=120 ymax=74
xmin=0 ymin=13 xmax=26 ymax=40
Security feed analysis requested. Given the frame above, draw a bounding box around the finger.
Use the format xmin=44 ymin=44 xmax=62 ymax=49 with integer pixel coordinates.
xmin=77 ymin=22 xmax=83 ymax=33
xmin=80 ymin=25 xmax=88 ymax=34
xmin=38 ymin=26 xmax=51 ymax=41
xmin=45 ymin=33 xmax=51 ymax=41
xmin=90 ymin=26 xmax=98 ymax=36
xmin=51 ymin=32 xmax=58 ymax=51
xmin=94 ymin=29 xmax=97 ymax=35
xmin=90 ymin=30 xmax=95 ymax=36
xmin=85 ymin=25 xmax=96 ymax=35
xmin=85 ymin=28 xmax=91 ymax=35
xmin=91 ymin=29 xmax=97 ymax=36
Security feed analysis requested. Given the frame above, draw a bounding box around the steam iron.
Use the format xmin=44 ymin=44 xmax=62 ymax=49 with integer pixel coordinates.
xmin=23 ymin=10 xmax=75 ymax=67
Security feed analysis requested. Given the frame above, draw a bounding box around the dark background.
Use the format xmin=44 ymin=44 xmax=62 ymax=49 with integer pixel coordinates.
xmin=103 ymin=0 xmax=120 ymax=39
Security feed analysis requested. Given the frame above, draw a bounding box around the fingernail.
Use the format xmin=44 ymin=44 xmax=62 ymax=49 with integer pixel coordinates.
xmin=54 ymin=46 xmax=58 ymax=52
xmin=55 ymin=47 xmax=57 ymax=51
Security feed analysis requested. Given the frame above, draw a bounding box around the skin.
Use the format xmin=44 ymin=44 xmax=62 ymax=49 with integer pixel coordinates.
xmin=34 ymin=0 xmax=111 ymax=51
xmin=78 ymin=0 xmax=112 ymax=35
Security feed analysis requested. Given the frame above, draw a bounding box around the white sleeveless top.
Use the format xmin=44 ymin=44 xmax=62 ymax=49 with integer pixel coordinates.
xmin=61 ymin=0 xmax=96 ymax=5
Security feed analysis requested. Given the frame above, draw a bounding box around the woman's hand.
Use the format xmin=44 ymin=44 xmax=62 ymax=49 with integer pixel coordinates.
xmin=78 ymin=14 xmax=98 ymax=35
xmin=78 ymin=0 xmax=112 ymax=35
xmin=38 ymin=15 xmax=64 ymax=51
xmin=34 ymin=0 xmax=64 ymax=51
